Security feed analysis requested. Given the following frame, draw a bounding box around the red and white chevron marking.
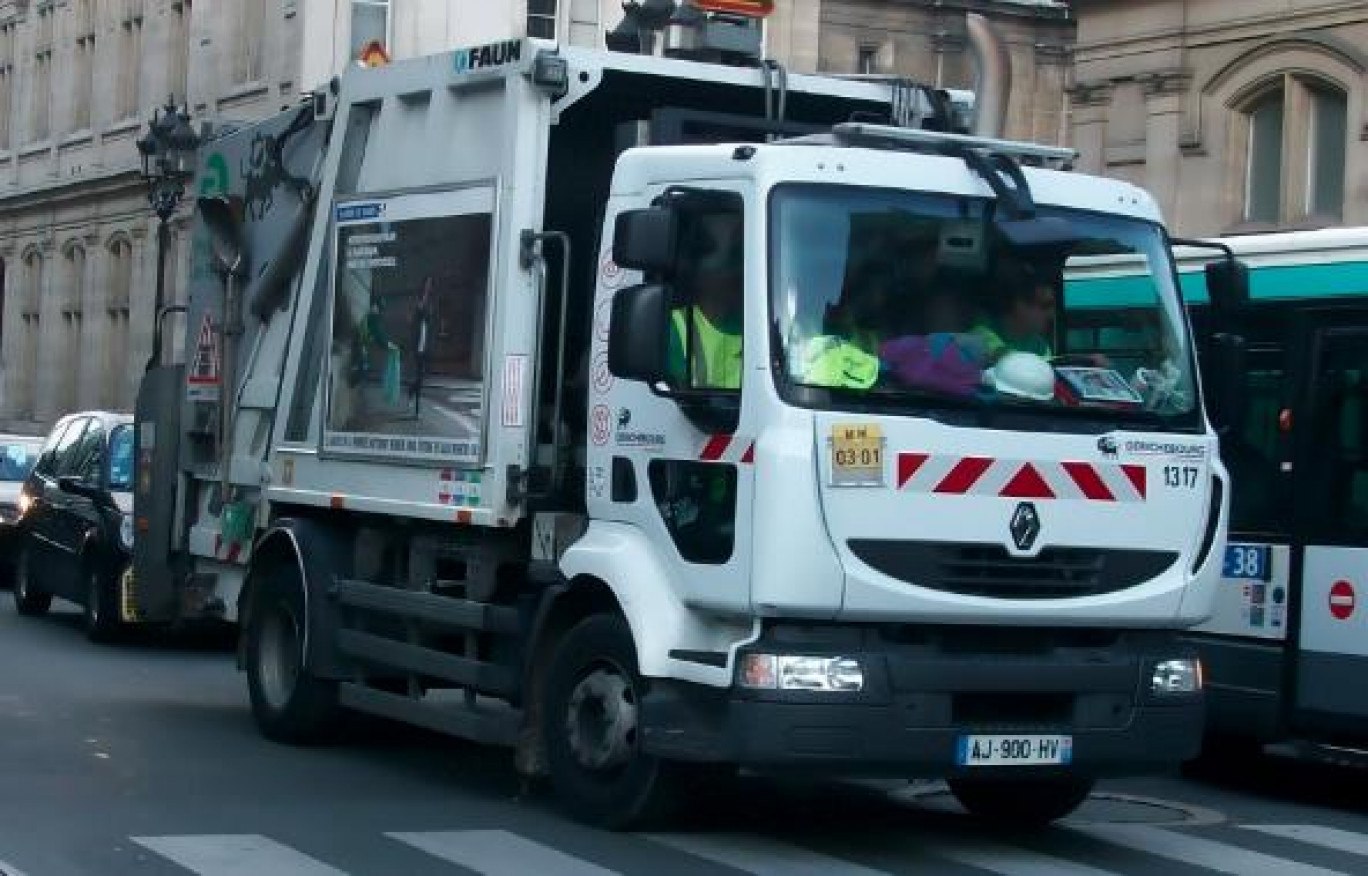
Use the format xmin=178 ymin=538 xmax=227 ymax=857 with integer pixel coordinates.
xmin=699 ymin=434 xmax=756 ymax=465
xmin=897 ymin=453 xmax=1147 ymax=502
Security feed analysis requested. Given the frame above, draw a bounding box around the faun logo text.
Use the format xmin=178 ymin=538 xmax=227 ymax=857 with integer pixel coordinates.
xmin=453 ymin=40 xmax=523 ymax=74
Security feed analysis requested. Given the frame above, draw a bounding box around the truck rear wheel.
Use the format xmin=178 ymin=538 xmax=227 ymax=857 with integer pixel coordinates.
xmin=542 ymin=613 xmax=685 ymax=830
xmin=948 ymin=776 xmax=1094 ymax=825
xmin=246 ymin=566 xmax=339 ymax=744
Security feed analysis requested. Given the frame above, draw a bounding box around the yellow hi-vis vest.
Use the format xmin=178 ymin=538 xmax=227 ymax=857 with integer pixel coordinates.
xmin=669 ymin=307 xmax=743 ymax=390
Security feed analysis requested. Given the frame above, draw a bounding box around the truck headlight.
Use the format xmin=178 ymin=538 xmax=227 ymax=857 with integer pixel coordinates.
xmin=119 ymin=514 xmax=135 ymax=552
xmin=738 ymin=654 xmax=864 ymax=692
xmin=1151 ymin=658 xmax=1202 ymax=695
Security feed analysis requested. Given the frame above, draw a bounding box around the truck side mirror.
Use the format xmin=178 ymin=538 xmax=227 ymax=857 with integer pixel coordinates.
xmin=1205 ymin=257 xmax=1249 ymax=320
xmin=608 ymin=283 xmax=669 ymax=384
xmin=613 ymin=208 xmax=677 ymax=274
xmin=1206 ymin=332 xmax=1249 ymax=438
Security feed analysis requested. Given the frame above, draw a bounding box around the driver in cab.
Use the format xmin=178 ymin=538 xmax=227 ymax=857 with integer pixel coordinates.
xmin=665 ymin=211 xmax=744 ymax=391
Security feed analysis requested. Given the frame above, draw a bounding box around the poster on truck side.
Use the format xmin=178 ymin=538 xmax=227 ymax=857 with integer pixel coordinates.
xmin=324 ymin=186 xmax=495 ymax=465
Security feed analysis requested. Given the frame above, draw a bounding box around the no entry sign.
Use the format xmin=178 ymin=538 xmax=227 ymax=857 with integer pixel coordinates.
xmin=1330 ymin=580 xmax=1356 ymax=620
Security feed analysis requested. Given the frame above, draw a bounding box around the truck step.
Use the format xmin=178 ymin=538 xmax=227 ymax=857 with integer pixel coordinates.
xmin=332 ymin=578 xmax=520 ymax=634
xmin=338 ymin=683 xmax=520 ymax=747
xmin=337 ymin=629 xmax=517 ymax=697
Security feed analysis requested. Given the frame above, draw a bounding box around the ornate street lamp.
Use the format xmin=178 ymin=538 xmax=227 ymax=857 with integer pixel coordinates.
xmin=136 ymin=98 xmax=200 ymax=370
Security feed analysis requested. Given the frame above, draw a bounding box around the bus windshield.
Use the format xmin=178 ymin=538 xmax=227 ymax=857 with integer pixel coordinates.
xmin=769 ymin=184 xmax=1198 ymax=426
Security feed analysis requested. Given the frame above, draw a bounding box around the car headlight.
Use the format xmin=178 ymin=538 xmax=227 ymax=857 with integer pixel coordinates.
xmin=16 ymin=492 xmax=31 ymax=519
xmin=119 ymin=514 xmax=135 ymax=552
xmin=1151 ymin=658 xmax=1203 ymax=695
xmin=738 ymin=654 xmax=865 ymax=692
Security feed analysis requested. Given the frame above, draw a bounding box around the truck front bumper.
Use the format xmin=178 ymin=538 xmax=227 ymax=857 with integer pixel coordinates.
xmin=642 ymin=627 xmax=1203 ymax=778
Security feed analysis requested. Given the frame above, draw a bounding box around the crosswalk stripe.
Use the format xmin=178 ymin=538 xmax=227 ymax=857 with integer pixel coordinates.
xmin=387 ymin=830 xmax=619 ymax=876
xmin=646 ymin=833 xmax=894 ymax=876
xmin=131 ymin=835 xmax=347 ymax=876
xmin=1243 ymin=825 xmax=1368 ymax=858
xmin=920 ymin=840 xmax=1122 ymax=876
xmin=1074 ymin=825 xmax=1349 ymax=876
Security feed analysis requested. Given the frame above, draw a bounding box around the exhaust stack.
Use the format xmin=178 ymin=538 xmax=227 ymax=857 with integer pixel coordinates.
xmin=965 ymin=12 xmax=1012 ymax=139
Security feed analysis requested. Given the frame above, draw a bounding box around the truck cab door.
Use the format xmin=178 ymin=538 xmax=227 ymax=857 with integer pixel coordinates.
xmin=1287 ymin=314 xmax=1368 ymax=735
xmin=591 ymin=184 xmax=757 ymax=617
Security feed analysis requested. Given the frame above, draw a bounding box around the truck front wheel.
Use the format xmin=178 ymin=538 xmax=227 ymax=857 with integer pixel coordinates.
xmin=246 ymin=566 xmax=339 ymax=744
xmin=542 ymin=613 xmax=685 ymax=829
xmin=948 ymin=776 xmax=1094 ymax=825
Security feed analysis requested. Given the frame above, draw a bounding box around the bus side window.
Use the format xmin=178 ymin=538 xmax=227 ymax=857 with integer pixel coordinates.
xmin=1333 ymin=370 xmax=1368 ymax=536
xmin=1221 ymin=360 xmax=1285 ymax=534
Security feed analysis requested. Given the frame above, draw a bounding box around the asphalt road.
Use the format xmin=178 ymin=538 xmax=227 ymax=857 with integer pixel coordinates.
xmin=4 ymin=596 xmax=1368 ymax=876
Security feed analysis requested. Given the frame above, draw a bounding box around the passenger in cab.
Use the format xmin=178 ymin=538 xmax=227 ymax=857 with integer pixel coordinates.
xmin=972 ymin=256 xmax=1058 ymax=362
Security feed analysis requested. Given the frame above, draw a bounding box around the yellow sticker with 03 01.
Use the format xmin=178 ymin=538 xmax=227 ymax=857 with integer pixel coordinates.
xmin=830 ymin=423 xmax=885 ymax=486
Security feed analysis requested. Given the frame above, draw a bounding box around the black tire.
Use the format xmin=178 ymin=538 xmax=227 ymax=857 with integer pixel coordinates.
xmin=12 ymin=546 xmax=51 ymax=617
xmin=542 ymin=613 xmax=688 ymax=830
xmin=83 ymin=563 xmax=121 ymax=643
xmin=948 ymin=776 xmax=1094 ymax=825
xmin=245 ymin=565 xmax=340 ymax=744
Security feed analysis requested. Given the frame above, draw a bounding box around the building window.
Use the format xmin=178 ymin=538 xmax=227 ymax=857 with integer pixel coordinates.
xmin=1309 ymin=85 xmax=1347 ymax=220
xmin=30 ymin=4 xmax=54 ymax=142
xmin=70 ymin=0 xmax=93 ymax=131
xmin=73 ymin=36 xmax=94 ymax=132
xmin=59 ymin=244 xmax=85 ymax=413
xmin=106 ymin=237 xmax=133 ymax=410
xmin=858 ymin=44 xmax=878 ymax=75
xmin=19 ymin=250 xmax=43 ymax=420
xmin=527 ymin=0 xmax=557 ymax=40
xmin=351 ymin=0 xmax=389 ymax=59
xmin=170 ymin=2 xmax=190 ymax=105
xmin=117 ymin=13 xmax=144 ymax=120
xmin=1244 ymin=91 xmax=1284 ymax=224
xmin=236 ymin=0 xmax=266 ymax=83
xmin=0 ymin=22 xmax=14 ymax=150
xmin=1240 ymin=76 xmax=1348 ymax=226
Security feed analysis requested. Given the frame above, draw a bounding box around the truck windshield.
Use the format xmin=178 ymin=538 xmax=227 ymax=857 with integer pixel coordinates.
xmin=769 ymin=183 xmax=1198 ymax=426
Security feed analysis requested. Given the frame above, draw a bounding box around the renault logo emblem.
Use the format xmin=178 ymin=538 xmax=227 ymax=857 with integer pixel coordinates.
xmin=1010 ymin=503 xmax=1041 ymax=552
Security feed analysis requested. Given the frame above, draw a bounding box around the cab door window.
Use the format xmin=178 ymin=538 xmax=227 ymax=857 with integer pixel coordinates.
xmin=665 ymin=198 xmax=745 ymax=392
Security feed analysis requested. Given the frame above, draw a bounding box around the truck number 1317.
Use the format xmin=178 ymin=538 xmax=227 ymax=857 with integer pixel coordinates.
xmin=1163 ymin=465 xmax=1199 ymax=489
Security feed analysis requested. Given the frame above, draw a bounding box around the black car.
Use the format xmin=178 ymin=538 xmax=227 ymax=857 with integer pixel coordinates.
xmin=0 ymin=433 xmax=44 ymax=584
xmin=13 ymin=412 xmax=135 ymax=641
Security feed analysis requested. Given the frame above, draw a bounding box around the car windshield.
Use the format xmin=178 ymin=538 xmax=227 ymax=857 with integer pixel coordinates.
xmin=108 ymin=426 xmax=134 ymax=492
xmin=0 ymin=442 xmax=38 ymax=481
xmin=769 ymin=184 xmax=1197 ymax=426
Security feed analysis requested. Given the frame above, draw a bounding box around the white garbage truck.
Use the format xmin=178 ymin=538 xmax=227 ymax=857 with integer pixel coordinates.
xmin=129 ymin=5 xmax=1234 ymax=827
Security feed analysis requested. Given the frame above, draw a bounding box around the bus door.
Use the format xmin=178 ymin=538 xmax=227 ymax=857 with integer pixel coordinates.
xmin=1288 ymin=311 xmax=1368 ymax=736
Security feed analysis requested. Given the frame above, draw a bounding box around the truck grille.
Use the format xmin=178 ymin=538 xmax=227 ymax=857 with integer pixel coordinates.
xmin=847 ymin=540 xmax=1178 ymax=599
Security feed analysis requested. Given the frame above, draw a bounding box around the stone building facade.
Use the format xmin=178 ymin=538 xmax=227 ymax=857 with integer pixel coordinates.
xmin=1071 ymin=0 xmax=1368 ymax=237
xmin=0 ymin=0 xmax=1074 ymax=433
xmin=777 ymin=0 xmax=1074 ymax=144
